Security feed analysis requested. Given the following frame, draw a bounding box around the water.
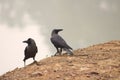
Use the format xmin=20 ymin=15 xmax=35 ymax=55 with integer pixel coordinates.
xmin=0 ymin=0 xmax=120 ymax=75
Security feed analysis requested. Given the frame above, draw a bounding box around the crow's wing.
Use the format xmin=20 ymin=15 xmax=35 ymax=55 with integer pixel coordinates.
xmin=24 ymin=47 xmax=29 ymax=58
xmin=24 ymin=46 xmax=37 ymax=58
xmin=51 ymin=35 xmax=72 ymax=49
xmin=34 ymin=46 xmax=38 ymax=53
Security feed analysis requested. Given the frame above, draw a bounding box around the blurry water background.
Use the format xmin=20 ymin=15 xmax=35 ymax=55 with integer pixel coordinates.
xmin=0 ymin=0 xmax=120 ymax=75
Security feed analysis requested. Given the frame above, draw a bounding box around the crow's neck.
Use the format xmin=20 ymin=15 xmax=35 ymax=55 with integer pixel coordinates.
xmin=28 ymin=43 xmax=36 ymax=46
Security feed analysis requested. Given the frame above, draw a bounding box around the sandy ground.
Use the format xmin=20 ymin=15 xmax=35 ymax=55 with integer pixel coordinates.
xmin=0 ymin=40 xmax=120 ymax=80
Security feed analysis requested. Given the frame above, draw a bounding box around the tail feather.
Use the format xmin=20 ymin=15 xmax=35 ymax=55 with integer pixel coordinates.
xmin=63 ymin=48 xmax=73 ymax=55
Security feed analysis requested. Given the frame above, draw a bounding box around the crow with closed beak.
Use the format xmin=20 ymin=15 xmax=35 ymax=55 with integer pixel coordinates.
xmin=23 ymin=38 xmax=38 ymax=66
xmin=50 ymin=29 xmax=73 ymax=56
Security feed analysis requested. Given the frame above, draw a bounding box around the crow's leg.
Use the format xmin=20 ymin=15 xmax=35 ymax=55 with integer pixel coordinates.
xmin=54 ymin=47 xmax=59 ymax=56
xmin=24 ymin=61 xmax=26 ymax=67
xmin=33 ymin=57 xmax=37 ymax=62
xmin=33 ymin=57 xmax=38 ymax=65
xmin=59 ymin=48 xmax=62 ymax=55
xmin=23 ymin=58 xmax=26 ymax=67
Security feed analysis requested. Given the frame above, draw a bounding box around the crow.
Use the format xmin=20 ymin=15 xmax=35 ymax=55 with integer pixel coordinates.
xmin=50 ymin=29 xmax=73 ymax=56
xmin=23 ymin=38 xmax=38 ymax=66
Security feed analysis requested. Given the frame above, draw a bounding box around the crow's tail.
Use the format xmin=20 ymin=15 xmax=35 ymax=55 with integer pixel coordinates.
xmin=63 ymin=48 xmax=73 ymax=55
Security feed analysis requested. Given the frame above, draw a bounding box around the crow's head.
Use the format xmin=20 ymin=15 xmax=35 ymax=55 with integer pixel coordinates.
xmin=52 ymin=29 xmax=63 ymax=34
xmin=23 ymin=38 xmax=34 ymax=44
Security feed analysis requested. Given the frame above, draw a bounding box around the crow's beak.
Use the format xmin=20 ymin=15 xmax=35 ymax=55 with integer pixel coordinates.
xmin=23 ymin=40 xmax=28 ymax=43
xmin=58 ymin=29 xmax=63 ymax=32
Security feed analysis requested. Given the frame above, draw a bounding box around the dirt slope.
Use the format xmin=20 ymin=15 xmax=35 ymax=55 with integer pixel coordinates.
xmin=0 ymin=41 xmax=120 ymax=80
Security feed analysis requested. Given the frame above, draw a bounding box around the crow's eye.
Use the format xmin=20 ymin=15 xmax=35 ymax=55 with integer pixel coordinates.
xmin=28 ymin=38 xmax=31 ymax=41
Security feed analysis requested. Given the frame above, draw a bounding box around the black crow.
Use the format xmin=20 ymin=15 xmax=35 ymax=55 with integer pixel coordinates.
xmin=50 ymin=29 xmax=73 ymax=56
xmin=23 ymin=38 xmax=38 ymax=66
